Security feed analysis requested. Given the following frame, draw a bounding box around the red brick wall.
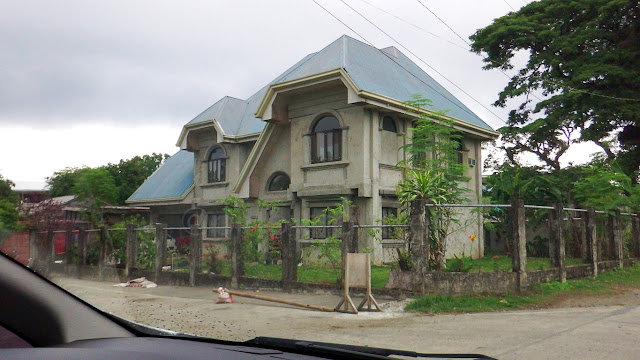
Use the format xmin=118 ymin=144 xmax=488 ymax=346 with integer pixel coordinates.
xmin=0 ymin=231 xmax=30 ymax=265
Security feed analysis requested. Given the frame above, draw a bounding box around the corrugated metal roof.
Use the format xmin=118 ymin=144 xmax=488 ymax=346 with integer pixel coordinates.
xmin=127 ymin=150 xmax=193 ymax=202
xmin=186 ymin=36 xmax=492 ymax=134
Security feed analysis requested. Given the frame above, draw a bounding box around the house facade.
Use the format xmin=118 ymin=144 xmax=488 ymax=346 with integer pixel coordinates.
xmin=127 ymin=36 xmax=498 ymax=262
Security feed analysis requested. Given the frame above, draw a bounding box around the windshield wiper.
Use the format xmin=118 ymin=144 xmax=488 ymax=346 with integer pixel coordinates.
xmin=245 ymin=336 xmax=497 ymax=360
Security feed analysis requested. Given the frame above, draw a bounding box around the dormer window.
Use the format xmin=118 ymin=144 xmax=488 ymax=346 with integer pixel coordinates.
xmin=208 ymin=147 xmax=226 ymax=183
xmin=311 ymin=116 xmax=342 ymax=163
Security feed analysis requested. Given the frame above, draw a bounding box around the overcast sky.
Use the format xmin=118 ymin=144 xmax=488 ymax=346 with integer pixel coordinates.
xmin=0 ymin=0 xmax=599 ymax=187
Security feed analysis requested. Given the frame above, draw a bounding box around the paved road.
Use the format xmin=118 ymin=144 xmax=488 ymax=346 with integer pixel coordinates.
xmin=55 ymin=277 xmax=640 ymax=360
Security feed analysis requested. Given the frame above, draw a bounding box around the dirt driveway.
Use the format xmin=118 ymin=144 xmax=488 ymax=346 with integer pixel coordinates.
xmin=55 ymin=277 xmax=640 ymax=360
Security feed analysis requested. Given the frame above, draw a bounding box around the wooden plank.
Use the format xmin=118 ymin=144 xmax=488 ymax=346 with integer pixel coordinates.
xmin=224 ymin=290 xmax=335 ymax=312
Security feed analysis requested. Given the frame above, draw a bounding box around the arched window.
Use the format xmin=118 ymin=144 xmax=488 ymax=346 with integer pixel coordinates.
xmin=268 ymin=173 xmax=290 ymax=191
xmin=382 ymin=116 xmax=397 ymax=133
xmin=312 ymin=116 xmax=341 ymax=163
xmin=208 ymin=147 xmax=226 ymax=183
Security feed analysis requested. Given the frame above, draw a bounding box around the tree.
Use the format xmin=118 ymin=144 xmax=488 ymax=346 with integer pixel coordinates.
xmin=46 ymin=167 xmax=88 ymax=197
xmin=104 ymin=153 xmax=168 ymax=205
xmin=470 ymin=0 xmax=640 ymax=179
xmin=396 ymin=96 xmax=471 ymax=269
xmin=72 ymin=168 xmax=118 ymax=225
xmin=0 ymin=174 xmax=19 ymax=241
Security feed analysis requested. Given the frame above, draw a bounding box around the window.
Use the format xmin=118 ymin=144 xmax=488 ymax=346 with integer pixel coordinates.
xmin=310 ymin=207 xmax=338 ymax=239
xmin=382 ymin=116 xmax=397 ymax=133
xmin=311 ymin=116 xmax=341 ymax=163
xmin=207 ymin=213 xmax=226 ymax=238
xmin=268 ymin=173 xmax=290 ymax=191
xmin=208 ymin=147 xmax=226 ymax=183
xmin=455 ymin=139 xmax=465 ymax=164
xmin=382 ymin=207 xmax=398 ymax=239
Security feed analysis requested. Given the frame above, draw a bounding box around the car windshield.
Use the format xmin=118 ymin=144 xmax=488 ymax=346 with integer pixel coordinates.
xmin=2 ymin=1 xmax=640 ymax=359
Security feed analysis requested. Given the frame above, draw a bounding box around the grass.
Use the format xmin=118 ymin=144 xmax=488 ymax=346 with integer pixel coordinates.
xmin=209 ymin=261 xmax=391 ymax=288
xmin=405 ymin=263 xmax=640 ymax=314
xmin=445 ymin=255 xmax=585 ymax=273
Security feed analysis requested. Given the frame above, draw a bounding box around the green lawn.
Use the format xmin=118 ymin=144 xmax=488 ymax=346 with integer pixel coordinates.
xmin=446 ymin=255 xmax=585 ymax=272
xmin=210 ymin=261 xmax=390 ymax=288
xmin=405 ymin=263 xmax=640 ymax=314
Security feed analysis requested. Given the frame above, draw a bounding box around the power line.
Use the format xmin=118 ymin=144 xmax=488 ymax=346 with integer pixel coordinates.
xmin=413 ymin=0 xmax=640 ymax=103
xmin=337 ymin=0 xmax=508 ymax=124
xmin=503 ymin=0 xmax=516 ymax=11
xmin=311 ymin=0 xmax=501 ymax=124
xmin=354 ymin=0 xmax=468 ymax=51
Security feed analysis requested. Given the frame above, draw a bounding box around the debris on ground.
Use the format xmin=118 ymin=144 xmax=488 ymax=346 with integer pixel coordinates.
xmin=113 ymin=277 xmax=158 ymax=288
xmin=216 ymin=287 xmax=233 ymax=303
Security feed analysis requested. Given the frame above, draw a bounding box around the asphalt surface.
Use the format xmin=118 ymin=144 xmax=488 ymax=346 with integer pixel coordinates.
xmin=55 ymin=277 xmax=640 ymax=360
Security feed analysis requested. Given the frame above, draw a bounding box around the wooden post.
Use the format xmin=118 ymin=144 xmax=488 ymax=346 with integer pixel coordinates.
xmin=65 ymin=229 xmax=73 ymax=275
xmin=189 ymin=224 xmax=202 ymax=287
xmin=280 ymin=222 xmax=297 ymax=290
xmin=125 ymin=224 xmax=136 ymax=277
xmin=611 ymin=209 xmax=623 ymax=268
xmin=585 ymin=208 xmax=598 ymax=277
xmin=550 ymin=203 xmax=566 ymax=283
xmin=77 ymin=227 xmax=86 ymax=278
xmin=511 ymin=198 xmax=527 ymax=291
xmin=230 ymin=223 xmax=244 ymax=288
xmin=99 ymin=227 xmax=108 ymax=281
xmin=154 ymin=223 xmax=167 ymax=283
xmin=341 ymin=221 xmax=354 ymax=284
xmin=410 ymin=199 xmax=428 ymax=294
xmin=632 ymin=215 xmax=640 ymax=259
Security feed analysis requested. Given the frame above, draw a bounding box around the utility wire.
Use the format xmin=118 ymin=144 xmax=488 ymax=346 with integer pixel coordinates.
xmin=503 ymin=0 xmax=516 ymax=11
xmin=355 ymin=0 xmax=468 ymax=50
xmin=337 ymin=0 xmax=508 ymax=124
xmin=413 ymin=0 xmax=640 ymax=102
xmin=312 ymin=0 xmax=498 ymax=124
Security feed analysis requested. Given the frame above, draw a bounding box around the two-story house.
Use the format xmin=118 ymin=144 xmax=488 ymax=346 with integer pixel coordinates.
xmin=127 ymin=35 xmax=498 ymax=262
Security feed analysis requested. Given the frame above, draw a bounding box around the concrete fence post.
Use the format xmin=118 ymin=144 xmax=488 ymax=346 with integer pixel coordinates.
xmin=585 ymin=208 xmax=598 ymax=277
xmin=125 ymin=224 xmax=136 ymax=277
xmin=611 ymin=209 xmax=623 ymax=268
xmin=154 ymin=223 xmax=167 ymax=283
xmin=77 ymin=227 xmax=86 ymax=278
xmin=99 ymin=226 xmax=108 ymax=281
xmin=410 ymin=199 xmax=428 ymax=294
xmin=189 ymin=225 xmax=202 ymax=287
xmin=550 ymin=203 xmax=566 ymax=283
xmin=65 ymin=229 xmax=73 ymax=276
xmin=511 ymin=198 xmax=527 ymax=291
xmin=632 ymin=215 xmax=640 ymax=259
xmin=280 ymin=222 xmax=297 ymax=290
xmin=230 ymin=223 xmax=244 ymax=288
xmin=38 ymin=230 xmax=54 ymax=276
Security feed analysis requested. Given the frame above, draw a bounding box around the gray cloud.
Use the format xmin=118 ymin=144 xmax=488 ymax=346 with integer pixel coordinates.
xmin=0 ymin=0 xmax=517 ymax=129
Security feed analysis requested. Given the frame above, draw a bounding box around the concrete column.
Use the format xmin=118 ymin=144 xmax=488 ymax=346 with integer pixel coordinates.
xmin=632 ymin=215 xmax=640 ymax=258
xmin=230 ymin=223 xmax=244 ymax=288
xmin=76 ymin=227 xmax=86 ymax=278
xmin=154 ymin=223 xmax=167 ymax=283
xmin=584 ymin=208 xmax=598 ymax=277
xmin=189 ymin=224 xmax=202 ymax=287
xmin=65 ymin=229 xmax=73 ymax=275
xmin=511 ymin=198 xmax=527 ymax=290
xmin=611 ymin=209 xmax=623 ymax=268
xmin=550 ymin=203 xmax=566 ymax=283
xmin=125 ymin=224 xmax=136 ymax=277
xmin=99 ymin=227 xmax=108 ymax=281
xmin=281 ymin=222 xmax=297 ymax=290
xmin=410 ymin=199 xmax=428 ymax=294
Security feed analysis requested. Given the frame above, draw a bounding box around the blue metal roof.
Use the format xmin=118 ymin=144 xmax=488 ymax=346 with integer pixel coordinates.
xmin=186 ymin=35 xmax=492 ymax=134
xmin=127 ymin=150 xmax=193 ymax=202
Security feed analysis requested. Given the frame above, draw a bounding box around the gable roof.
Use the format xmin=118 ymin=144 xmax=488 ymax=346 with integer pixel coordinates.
xmin=187 ymin=35 xmax=492 ymax=135
xmin=127 ymin=150 xmax=194 ymax=203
